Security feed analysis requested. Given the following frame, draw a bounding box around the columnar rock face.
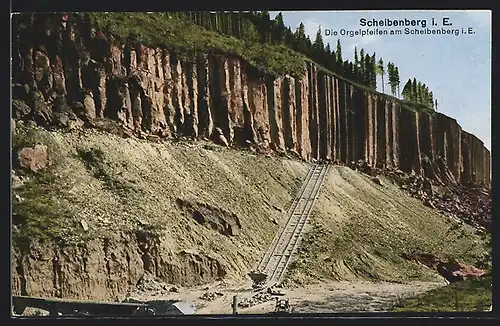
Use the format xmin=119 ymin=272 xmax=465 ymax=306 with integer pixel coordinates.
xmin=11 ymin=14 xmax=491 ymax=187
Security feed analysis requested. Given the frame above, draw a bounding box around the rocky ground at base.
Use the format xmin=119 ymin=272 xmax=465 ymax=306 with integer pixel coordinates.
xmin=116 ymin=273 xmax=448 ymax=314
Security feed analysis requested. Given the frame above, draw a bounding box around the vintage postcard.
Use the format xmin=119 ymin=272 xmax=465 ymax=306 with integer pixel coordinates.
xmin=11 ymin=10 xmax=491 ymax=316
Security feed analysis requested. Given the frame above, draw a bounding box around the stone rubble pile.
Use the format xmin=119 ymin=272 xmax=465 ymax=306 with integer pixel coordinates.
xmin=349 ymin=159 xmax=492 ymax=233
xmin=237 ymin=291 xmax=274 ymax=308
xmin=134 ymin=273 xmax=179 ymax=295
xmin=199 ymin=291 xmax=224 ymax=301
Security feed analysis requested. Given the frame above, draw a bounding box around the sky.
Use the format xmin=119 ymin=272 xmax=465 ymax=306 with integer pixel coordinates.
xmin=270 ymin=10 xmax=491 ymax=150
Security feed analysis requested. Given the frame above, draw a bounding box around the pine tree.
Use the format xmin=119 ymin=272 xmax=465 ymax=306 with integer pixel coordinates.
xmin=284 ymin=27 xmax=294 ymax=46
xmin=402 ymin=79 xmax=412 ymax=101
xmin=416 ymin=81 xmax=422 ymax=102
xmin=336 ymin=39 xmax=342 ymax=63
xmin=354 ymin=46 xmax=359 ymax=67
xmin=294 ymin=22 xmax=308 ymax=54
xmin=343 ymin=61 xmax=351 ymax=80
xmin=312 ymin=27 xmax=325 ymax=64
xmin=362 ymin=52 xmax=368 ymax=86
xmin=259 ymin=11 xmax=272 ymax=43
xmin=325 ymin=43 xmax=331 ymax=56
xmin=370 ymin=53 xmax=377 ymax=89
xmin=394 ymin=66 xmax=400 ymax=98
xmin=377 ymin=58 xmax=385 ymax=93
xmin=273 ymin=12 xmax=286 ymax=44
xmin=435 ymin=99 xmax=438 ymax=111
xmin=412 ymin=78 xmax=418 ymax=101
xmin=365 ymin=53 xmax=373 ymax=88
xmin=423 ymin=85 xmax=430 ymax=106
xmin=429 ymin=91 xmax=434 ymax=109
xmin=386 ymin=62 xmax=392 ymax=95
xmin=305 ymin=35 xmax=313 ymax=58
xmin=387 ymin=62 xmax=397 ymax=96
xmin=296 ymin=22 xmax=306 ymax=38
xmin=353 ymin=62 xmax=360 ymax=83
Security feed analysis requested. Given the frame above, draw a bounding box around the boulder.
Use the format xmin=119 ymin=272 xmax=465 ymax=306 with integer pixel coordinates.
xmin=437 ymin=261 xmax=487 ymax=283
xmin=17 ymin=144 xmax=48 ymax=172
xmin=371 ymin=176 xmax=383 ymax=186
xmin=31 ymin=92 xmax=52 ymax=127
xmin=12 ymin=99 xmax=32 ymax=120
xmin=214 ymin=127 xmax=229 ymax=147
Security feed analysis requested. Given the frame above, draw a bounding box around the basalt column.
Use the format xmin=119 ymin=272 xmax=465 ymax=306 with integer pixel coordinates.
xmin=266 ymin=77 xmax=285 ymax=151
xmin=247 ymin=73 xmax=271 ymax=148
xmin=307 ymin=64 xmax=320 ymax=159
xmin=282 ymin=76 xmax=297 ymax=151
xmin=161 ymin=51 xmax=176 ymax=136
xmin=365 ymin=95 xmax=377 ymax=166
xmin=338 ymin=79 xmax=349 ymax=163
xmin=208 ymin=55 xmax=230 ymax=143
xmin=461 ymin=131 xmax=473 ymax=185
xmin=332 ymin=77 xmax=341 ymax=163
xmin=351 ymin=87 xmax=365 ymax=163
xmin=398 ymin=109 xmax=421 ymax=174
xmin=228 ymin=58 xmax=245 ymax=146
xmin=484 ymin=148 xmax=491 ymax=186
xmin=391 ymin=102 xmax=401 ymax=168
xmin=295 ymin=66 xmax=311 ymax=160
xmin=196 ymin=54 xmax=213 ymax=139
xmin=325 ymin=76 xmax=333 ymax=160
xmin=241 ymin=64 xmax=257 ymax=145
xmin=436 ymin=113 xmax=463 ymax=183
xmin=376 ymin=97 xmax=387 ymax=168
xmin=317 ymin=72 xmax=328 ymax=159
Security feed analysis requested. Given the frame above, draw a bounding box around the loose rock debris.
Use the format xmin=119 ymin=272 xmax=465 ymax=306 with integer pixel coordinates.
xmin=237 ymin=291 xmax=275 ymax=308
xmin=237 ymin=287 xmax=287 ymax=308
xmin=199 ymin=291 xmax=224 ymax=301
xmin=349 ymin=159 xmax=491 ymax=232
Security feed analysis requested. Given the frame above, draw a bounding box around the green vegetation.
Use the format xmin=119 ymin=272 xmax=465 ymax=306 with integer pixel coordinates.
xmin=86 ymin=12 xmax=307 ymax=78
xmin=390 ymin=277 xmax=492 ymax=312
xmin=475 ymin=232 xmax=492 ymax=272
xmin=312 ymin=62 xmax=436 ymax=115
xmin=12 ymin=170 xmax=76 ymax=251
xmin=402 ymin=78 xmax=436 ymax=110
xmin=12 ymin=127 xmax=82 ymax=251
xmin=386 ymin=62 xmax=401 ymax=97
xmin=84 ymin=12 xmax=435 ymax=114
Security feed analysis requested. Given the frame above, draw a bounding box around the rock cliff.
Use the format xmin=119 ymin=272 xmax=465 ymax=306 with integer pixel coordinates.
xmin=11 ymin=13 xmax=490 ymax=186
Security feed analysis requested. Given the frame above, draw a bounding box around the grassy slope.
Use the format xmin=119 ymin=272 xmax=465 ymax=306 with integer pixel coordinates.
xmin=12 ymin=125 xmax=308 ymax=279
xmin=86 ymin=12 xmax=434 ymax=114
xmin=390 ymin=277 xmax=492 ymax=312
xmin=86 ymin=12 xmax=306 ymax=78
xmin=284 ymin=166 xmax=487 ymax=285
xmin=12 ymin=127 xmax=487 ymax=285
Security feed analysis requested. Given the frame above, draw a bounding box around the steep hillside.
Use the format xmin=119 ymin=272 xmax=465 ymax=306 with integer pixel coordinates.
xmin=285 ymin=166 xmax=487 ymax=285
xmin=12 ymin=125 xmax=307 ymax=300
xmin=11 ymin=126 xmax=488 ymax=300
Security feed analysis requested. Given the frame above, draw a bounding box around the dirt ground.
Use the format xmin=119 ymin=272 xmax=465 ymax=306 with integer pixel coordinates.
xmin=123 ymin=277 xmax=447 ymax=314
